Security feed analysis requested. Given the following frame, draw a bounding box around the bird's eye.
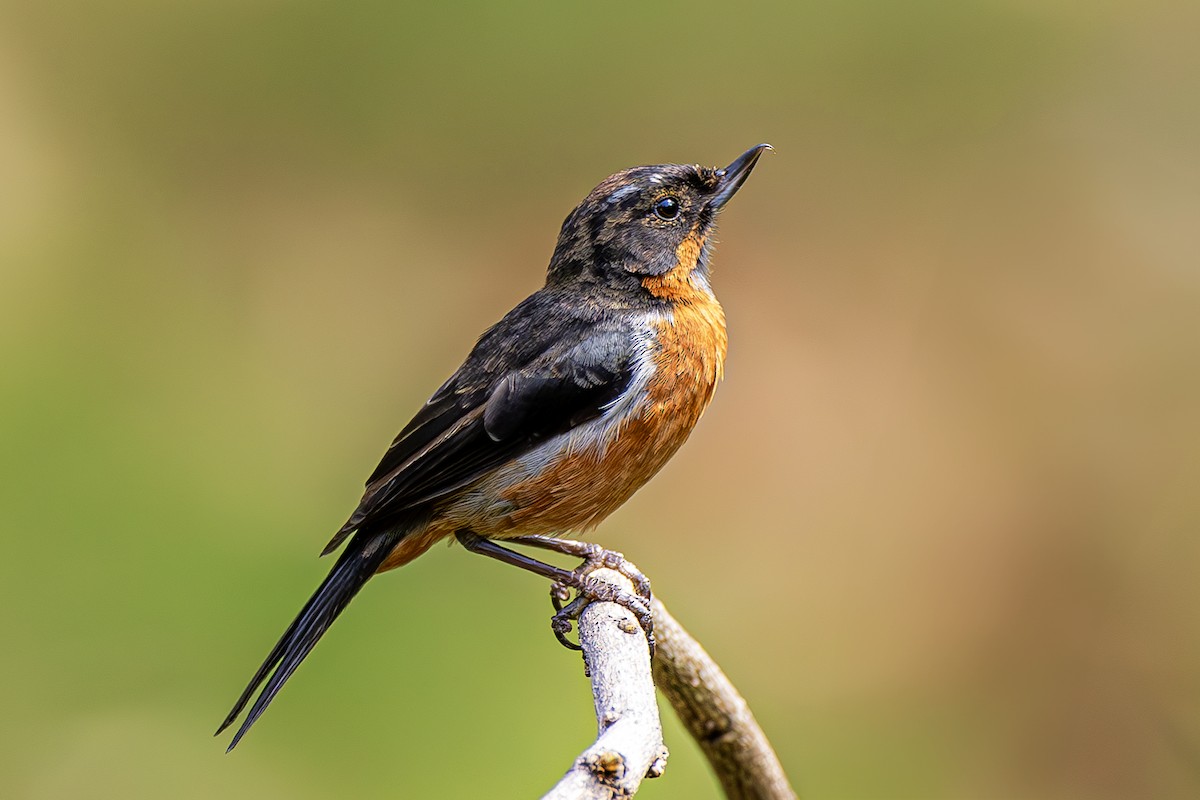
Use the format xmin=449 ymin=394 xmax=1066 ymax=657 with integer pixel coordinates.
xmin=653 ymin=196 xmax=681 ymax=220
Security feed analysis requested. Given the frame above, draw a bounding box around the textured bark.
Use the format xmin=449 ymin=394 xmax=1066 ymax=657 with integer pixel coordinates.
xmin=651 ymin=597 xmax=798 ymax=800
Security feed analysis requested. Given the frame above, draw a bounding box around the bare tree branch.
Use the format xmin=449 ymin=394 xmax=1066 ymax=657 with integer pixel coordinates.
xmin=542 ymin=568 xmax=669 ymax=800
xmin=651 ymin=597 xmax=798 ymax=800
xmin=540 ymin=566 xmax=796 ymax=799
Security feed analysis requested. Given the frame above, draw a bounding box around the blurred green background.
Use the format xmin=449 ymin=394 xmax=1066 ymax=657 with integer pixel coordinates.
xmin=2 ymin=1 xmax=1198 ymax=798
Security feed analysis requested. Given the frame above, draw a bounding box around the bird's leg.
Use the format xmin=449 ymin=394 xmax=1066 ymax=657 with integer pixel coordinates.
xmin=503 ymin=535 xmax=653 ymax=601
xmin=455 ymin=531 xmax=654 ymax=655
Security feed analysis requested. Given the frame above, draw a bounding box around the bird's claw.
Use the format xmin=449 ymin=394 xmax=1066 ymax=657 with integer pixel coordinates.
xmin=550 ymin=587 xmax=587 ymax=650
xmin=563 ymin=543 xmax=654 ymax=602
xmin=547 ymin=567 xmax=656 ymax=658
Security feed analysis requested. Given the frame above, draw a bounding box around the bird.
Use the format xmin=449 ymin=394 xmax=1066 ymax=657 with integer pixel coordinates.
xmin=216 ymin=143 xmax=770 ymax=752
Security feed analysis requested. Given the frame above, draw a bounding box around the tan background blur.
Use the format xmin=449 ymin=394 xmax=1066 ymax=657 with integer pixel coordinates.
xmin=2 ymin=2 xmax=1197 ymax=798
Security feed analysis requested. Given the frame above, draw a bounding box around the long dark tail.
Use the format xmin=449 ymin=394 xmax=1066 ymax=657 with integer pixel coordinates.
xmin=216 ymin=530 xmax=398 ymax=751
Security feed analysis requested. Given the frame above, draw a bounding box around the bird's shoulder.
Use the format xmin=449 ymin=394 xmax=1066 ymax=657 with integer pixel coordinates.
xmin=439 ymin=286 xmax=640 ymax=397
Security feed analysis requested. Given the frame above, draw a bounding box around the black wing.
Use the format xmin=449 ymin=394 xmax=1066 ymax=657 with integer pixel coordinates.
xmin=322 ymin=296 xmax=635 ymax=553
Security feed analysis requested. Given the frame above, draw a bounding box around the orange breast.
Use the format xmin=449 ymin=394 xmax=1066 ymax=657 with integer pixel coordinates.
xmin=495 ymin=236 xmax=728 ymax=535
xmin=378 ymin=302 xmax=727 ymax=570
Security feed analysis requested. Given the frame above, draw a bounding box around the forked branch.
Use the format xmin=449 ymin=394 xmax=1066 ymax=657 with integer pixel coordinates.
xmin=542 ymin=567 xmax=797 ymax=799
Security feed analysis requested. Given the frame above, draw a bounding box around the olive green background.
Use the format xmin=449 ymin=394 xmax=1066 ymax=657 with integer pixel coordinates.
xmin=2 ymin=2 xmax=1197 ymax=798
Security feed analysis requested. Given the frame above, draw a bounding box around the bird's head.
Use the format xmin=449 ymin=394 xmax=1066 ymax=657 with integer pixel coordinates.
xmin=547 ymin=144 xmax=770 ymax=299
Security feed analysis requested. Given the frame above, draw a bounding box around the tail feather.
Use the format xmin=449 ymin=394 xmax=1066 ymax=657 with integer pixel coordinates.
xmin=216 ymin=531 xmax=397 ymax=751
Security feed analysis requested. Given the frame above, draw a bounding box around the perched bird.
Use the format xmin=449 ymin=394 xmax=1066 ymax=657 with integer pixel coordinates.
xmin=217 ymin=144 xmax=770 ymax=751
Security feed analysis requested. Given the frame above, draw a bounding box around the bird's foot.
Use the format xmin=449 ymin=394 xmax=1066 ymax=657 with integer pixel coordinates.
xmin=548 ymin=566 xmax=655 ymax=657
xmin=504 ymin=536 xmax=653 ymax=600
xmin=456 ymin=531 xmax=655 ymax=655
xmin=570 ymin=543 xmax=654 ymax=602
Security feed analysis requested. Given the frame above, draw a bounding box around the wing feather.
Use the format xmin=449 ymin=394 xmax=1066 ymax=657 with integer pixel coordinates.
xmin=322 ymin=297 xmax=636 ymax=554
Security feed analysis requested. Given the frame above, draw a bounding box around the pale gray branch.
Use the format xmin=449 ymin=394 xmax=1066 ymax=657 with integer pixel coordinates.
xmin=542 ymin=568 xmax=669 ymax=800
xmin=540 ymin=567 xmax=796 ymax=800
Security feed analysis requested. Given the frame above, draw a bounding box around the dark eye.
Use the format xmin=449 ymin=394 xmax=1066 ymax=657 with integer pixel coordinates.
xmin=653 ymin=196 xmax=681 ymax=220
